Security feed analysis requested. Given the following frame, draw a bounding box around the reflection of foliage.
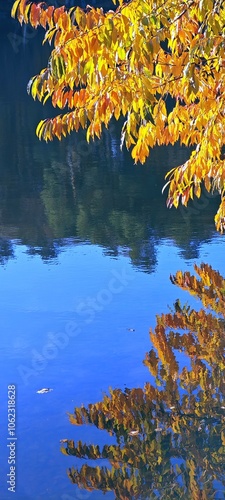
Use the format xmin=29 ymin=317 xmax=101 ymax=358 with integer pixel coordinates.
xmin=61 ymin=264 xmax=225 ymax=499
xmin=0 ymin=238 xmax=15 ymax=265
xmin=41 ymin=160 xmax=77 ymax=238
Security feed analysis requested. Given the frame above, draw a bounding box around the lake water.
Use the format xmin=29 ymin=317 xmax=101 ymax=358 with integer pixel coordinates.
xmin=1 ymin=21 xmax=225 ymax=500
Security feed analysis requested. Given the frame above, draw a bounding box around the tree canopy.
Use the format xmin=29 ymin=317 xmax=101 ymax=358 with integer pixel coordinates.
xmin=60 ymin=263 xmax=225 ymax=499
xmin=12 ymin=0 xmax=225 ymax=231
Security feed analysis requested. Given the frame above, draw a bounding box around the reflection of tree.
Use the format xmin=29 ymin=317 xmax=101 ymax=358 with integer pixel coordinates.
xmin=61 ymin=264 xmax=225 ymax=499
xmin=0 ymin=238 xmax=15 ymax=265
xmin=41 ymin=160 xmax=77 ymax=238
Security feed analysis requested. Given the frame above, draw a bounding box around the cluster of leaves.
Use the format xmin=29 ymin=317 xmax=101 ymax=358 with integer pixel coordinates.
xmin=60 ymin=263 xmax=225 ymax=499
xmin=12 ymin=0 xmax=225 ymax=231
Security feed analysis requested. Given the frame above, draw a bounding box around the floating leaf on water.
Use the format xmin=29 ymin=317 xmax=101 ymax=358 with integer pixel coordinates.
xmin=36 ymin=388 xmax=53 ymax=394
xmin=128 ymin=430 xmax=139 ymax=436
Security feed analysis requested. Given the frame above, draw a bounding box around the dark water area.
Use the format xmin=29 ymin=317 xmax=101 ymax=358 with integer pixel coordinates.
xmin=0 ymin=14 xmax=225 ymax=500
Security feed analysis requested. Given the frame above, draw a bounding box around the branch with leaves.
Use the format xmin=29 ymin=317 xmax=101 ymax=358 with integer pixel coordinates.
xmin=12 ymin=0 xmax=225 ymax=231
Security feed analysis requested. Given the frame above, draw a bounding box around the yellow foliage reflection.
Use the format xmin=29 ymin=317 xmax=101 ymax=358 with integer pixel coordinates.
xmin=61 ymin=263 xmax=225 ymax=499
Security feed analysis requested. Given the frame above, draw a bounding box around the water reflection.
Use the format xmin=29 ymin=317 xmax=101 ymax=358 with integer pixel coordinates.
xmin=61 ymin=264 xmax=225 ymax=499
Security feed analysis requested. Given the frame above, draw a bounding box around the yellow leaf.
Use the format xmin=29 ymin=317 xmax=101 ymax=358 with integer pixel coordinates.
xmin=36 ymin=119 xmax=47 ymax=140
xmin=114 ymin=106 xmax=120 ymax=120
xmin=194 ymin=184 xmax=201 ymax=198
xmin=11 ymin=0 xmax=21 ymax=19
xmin=117 ymin=46 xmax=126 ymax=60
